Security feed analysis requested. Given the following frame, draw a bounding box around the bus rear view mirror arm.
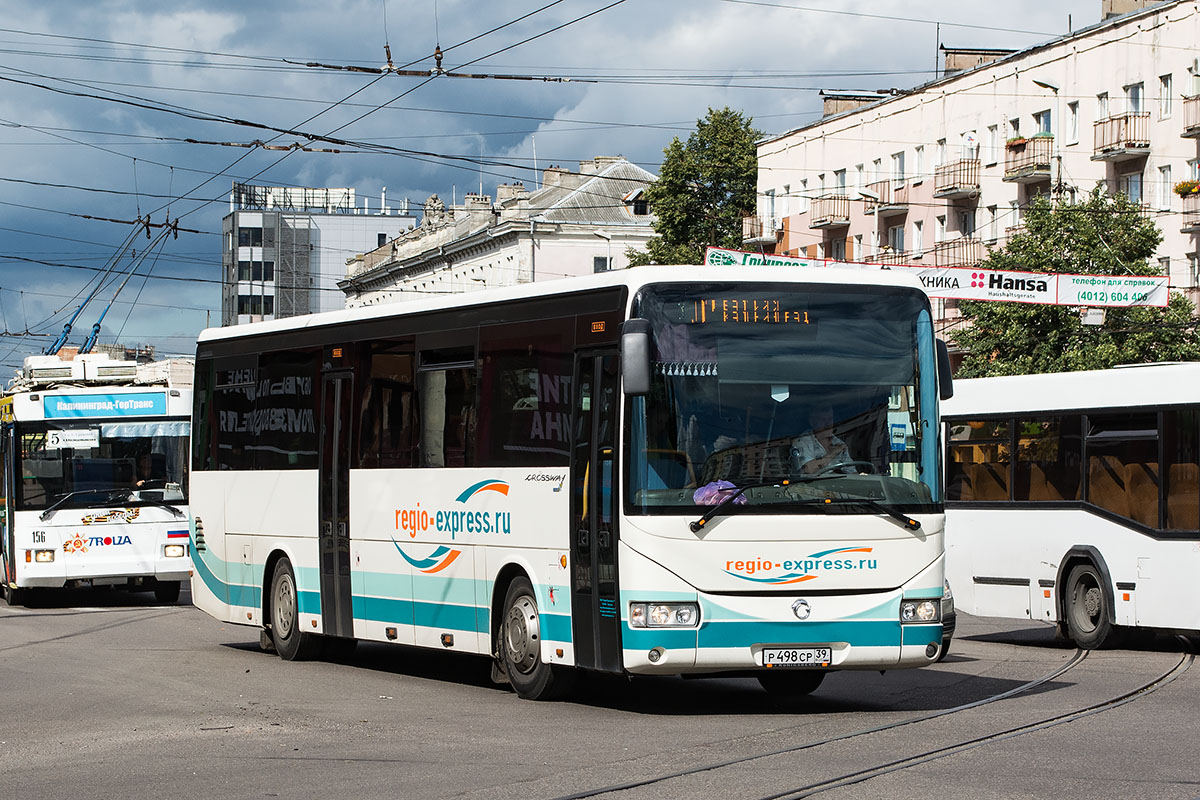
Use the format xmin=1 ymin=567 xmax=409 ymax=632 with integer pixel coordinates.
xmin=622 ymin=318 xmax=652 ymax=396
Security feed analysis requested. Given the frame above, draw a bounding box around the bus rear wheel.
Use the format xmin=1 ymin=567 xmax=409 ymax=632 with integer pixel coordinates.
xmin=269 ymin=558 xmax=320 ymax=661
xmin=757 ymin=669 xmax=826 ymax=698
xmin=3 ymin=582 xmax=24 ymax=607
xmin=1064 ymin=563 xmax=1122 ymax=649
xmin=500 ymin=577 xmax=572 ymax=700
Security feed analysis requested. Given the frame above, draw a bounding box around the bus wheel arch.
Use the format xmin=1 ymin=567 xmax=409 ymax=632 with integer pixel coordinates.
xmin=1056 ymin=547 xmax=1122 ymax=649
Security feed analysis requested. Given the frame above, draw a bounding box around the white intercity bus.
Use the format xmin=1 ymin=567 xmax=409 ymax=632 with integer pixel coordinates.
xmin=190 ymin=265 xmax=952 ymax=699
xmin=1 ymin=354 xmax=193 ymax=605
xmin=943 ymin=363 xmax=1200 ymax=648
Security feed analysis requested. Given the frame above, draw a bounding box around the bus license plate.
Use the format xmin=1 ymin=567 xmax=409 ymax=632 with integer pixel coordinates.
xmin=762 ymin=647 xmax=831 ymax=667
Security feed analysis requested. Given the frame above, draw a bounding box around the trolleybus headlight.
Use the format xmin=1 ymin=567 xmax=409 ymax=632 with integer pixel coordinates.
xmin=900 ymin=599 xmax=940 ymax=623
xmin=164 ymin=544 xmax=187 ymax=558
xmin=34 ymin=549 xmax=55 ymax=563
xmin=629 ymin=602 xmax=700 ymax=628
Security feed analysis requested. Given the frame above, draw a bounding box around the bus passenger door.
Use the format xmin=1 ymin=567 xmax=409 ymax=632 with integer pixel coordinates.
xmin=570 ymin=352 xmax=622 ymax=672
xmin=1 ymin=424 xmax=13 ymax=591
xmin=319 ymin=372 xmax=355 ymax=639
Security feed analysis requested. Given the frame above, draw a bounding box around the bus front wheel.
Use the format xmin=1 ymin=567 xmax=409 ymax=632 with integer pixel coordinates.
xmin=500 ymin=577 xmax=572 ymax=700
xmin=269 ymin=558 xmax=320 ymax=661
xmin=1064 ymin=563 xmax=1122 ymax=649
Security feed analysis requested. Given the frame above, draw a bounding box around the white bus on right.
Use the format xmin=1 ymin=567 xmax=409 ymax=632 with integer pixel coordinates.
xmin=942 ymin=363 xmax=1200 ymax=649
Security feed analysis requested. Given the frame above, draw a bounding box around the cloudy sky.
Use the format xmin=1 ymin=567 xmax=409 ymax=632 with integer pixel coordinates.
xmin=0 ymin=0 xmax=1102 ymax=370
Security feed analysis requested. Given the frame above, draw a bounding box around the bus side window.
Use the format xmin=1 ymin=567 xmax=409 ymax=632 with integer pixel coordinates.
xmin=1014 ymin=416 xmax=1081 ymax=502
xmin=1085 ymin=412 xmax=1158 ymax=528
xmin=1164 ymin=409 xmax=1198 ymax=531
xmin=417 ymin=347 xmax=477 ymax=469
xmin=359 ymin=341 xmax=417 ymax=469
xmin=946 ymin=419 xmax=1010 ymax=502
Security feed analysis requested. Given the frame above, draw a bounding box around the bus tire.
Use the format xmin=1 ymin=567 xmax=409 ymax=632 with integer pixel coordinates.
xmin=757 ymin=669 xmax=826 ymax=698
xmin=269 ymin=558 xmax=320 ymax=661
xmin=1064 ymin=563 xmax=1121 ymax=649
xmin=500 ymin=577 xmax=572 ymax=700
xmin=153 ymin=580 xmax=181 ymax=604
xmin=3 ymin=582 xmax=24 ymax=607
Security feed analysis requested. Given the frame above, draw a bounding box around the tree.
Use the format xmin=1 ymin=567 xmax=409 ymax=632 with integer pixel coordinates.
xmin=951 ymin=188 xmax=1200 ymax=377
xmin=627 ymin=107 xmax=761 ymax=266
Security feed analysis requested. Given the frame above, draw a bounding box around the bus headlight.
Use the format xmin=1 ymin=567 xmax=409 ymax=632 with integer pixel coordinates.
xmin=629 ymin=602 xmax=700 ymax=628
xmin=900 ymin=599 xmax=940 ymax=623
xmin=34 ymin=549 xmax=55 ymax=563
xmin=164 ymin=544 xmax=187 ymax=558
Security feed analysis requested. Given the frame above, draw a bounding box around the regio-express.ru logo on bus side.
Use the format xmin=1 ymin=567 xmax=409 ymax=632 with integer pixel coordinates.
xmin=724 ymin=546 xmax=877 ymax=585
xmin=394 ymin=479 xmax=513 ymax=540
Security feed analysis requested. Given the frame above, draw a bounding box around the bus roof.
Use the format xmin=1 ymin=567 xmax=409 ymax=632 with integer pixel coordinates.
xmin=198 ymin=263 xmax=928 ymax=344
xmin=943 ymin=362 xmax=1200 ymax=417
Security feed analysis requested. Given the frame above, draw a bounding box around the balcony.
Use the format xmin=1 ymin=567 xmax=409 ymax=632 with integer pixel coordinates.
xmin=862 ymin=179 xmax=910 ymax=215
xmin=861 ymin=249 xmax=913 ymax=266
xmin=930 ymin=237 xmax=985 ymax=268
xmin=1092 ymin=112 xmax=1150 ymax=161
xmin=1004 ymin=224 xmax=1027 ymax=241
xmin=933 ymin=159 xmax=980 ymax=199
xmin=742 ymin=215 xmax=780 ymax=246
xmin=1183 ymin=96 xmax=1200 ymax=138
xmin=1182 ymin=193 xmax=1200 ymax=233
xmin=809 ymin=194 xmax=850 ymax=228
xmin=1003 ymin=135 xmax=1052 ymax=183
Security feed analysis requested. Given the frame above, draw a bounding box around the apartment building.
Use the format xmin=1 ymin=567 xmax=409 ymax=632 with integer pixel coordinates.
xmin=221 ymin=183 xmax=417 ymax=325
xmin=748 ymin=0 xmax=1200 ymax=325
xmin=339 ymin=157 xmax=656 ymax=307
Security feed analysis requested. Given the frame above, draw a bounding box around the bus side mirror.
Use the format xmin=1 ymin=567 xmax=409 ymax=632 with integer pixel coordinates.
xmin=936 ymin=339 xmax=954 ymax=401
xmin=621 ymin=318 xmax=651 ymax=396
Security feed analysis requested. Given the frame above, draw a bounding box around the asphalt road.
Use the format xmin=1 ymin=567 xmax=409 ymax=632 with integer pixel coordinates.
xmin=2 ymin=585 xmax=1198 ymax=800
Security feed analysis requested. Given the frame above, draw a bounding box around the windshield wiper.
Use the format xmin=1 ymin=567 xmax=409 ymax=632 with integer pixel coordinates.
xmin=136 ymin=495 xmax=184 ymax=518
xmin=808 ymin=496 xmax=921 ymax=531
xmin=39 ymin=488 xmax=127 ymax=521
xmin=689 ymin=479 xmax=792 ymax=532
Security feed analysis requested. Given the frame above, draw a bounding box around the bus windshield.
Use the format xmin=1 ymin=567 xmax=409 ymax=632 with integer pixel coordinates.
xmin=629 ymin=283 xmax=940 ymax=514
xmin=14 ymin=420 xmax=190 ymax=511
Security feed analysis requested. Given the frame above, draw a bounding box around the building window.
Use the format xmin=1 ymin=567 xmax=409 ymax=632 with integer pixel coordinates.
xmin=1097 ymin=92 xmax=1109 ymax=119
xmin=237 ymin=261 xmax=251 ymax=281
xmin=263 ymin=295 xmax=275 ymax=316
xmin=1125 ymin=82 xmax=1144 ymax=114
xmin=632 ymin=197 xmax=649 ymax=215
xmin=1159 ymin=165 xmax=1172 ymax=210
xmin=913 ymin=220 xmax=924 ymax=254
xmin=237 ymin=227 xmax=263 ymax=247
xmin=891 ymin=151 xmax=905 ymax=184
xmin=593 ymin=256 xmax=612 ymax=273
xmin=378 ymin=233 xmax=388 ymax=247
xmin=854 ymin=164 xmax=864 ymax=194
xmin=1010 ymin=200 xmax=1021 ymax=227
xmin=263 ymin=261 xmax=274 ymax=281
xmin=1067 ymin=102 xmax=1079 ymax=143
xmin=936 ymin=139 xmax=947 ymax=167
xmin=1189 ymin=253 xmax=1200 ymax=286
xmin=764 ymin=188 xmax=775 ymax=220
xmin=1190 ymin=159 xmax=1200 ymax=181
xmin=798 ymin=179 xmax=809 ymax=213
xmin=1119 ymin=171 xmax=1143 ymax=205
xmin=887 ymin=225 xmax=904 ymax=253
xmin=830 ymin=238 xmax=846 ymax=261
xmin=1008 ymin=118 xmax=1020 ymax=140
xmin=985 ymin=125 xmax=999 ymax=165
xmin=1033 ymin=110 xmax=1052 ymax=135
xmin=853 ymin=234 xmax=862 ymax=260
xmin=958 ymin=209 xmax=976 ymax=238
xmin=935 ymin=216 xmax=946 ymax=243
xmin=987 ymin=205 xmax=999 ymax=242
xmin=1160 ymin=74 xmax=1173 ymax=118
xmin=833 ymin=169 xmax=847 ymax=191
xmin=914 ymin=146 xmax=925 ymax=182
xmin=961 ymin=131 xmax=979 ymax=160
xmin=780 ymin=184 xmax=790 ymax=218
xmin=1158 ymin=256 xmax=1172 ymax=275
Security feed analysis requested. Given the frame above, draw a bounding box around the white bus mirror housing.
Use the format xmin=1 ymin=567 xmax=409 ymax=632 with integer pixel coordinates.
xmin=622 ymin=318 xmax=652 ymax=396
xmin=936 ymin=339 xmax=954 ymax=400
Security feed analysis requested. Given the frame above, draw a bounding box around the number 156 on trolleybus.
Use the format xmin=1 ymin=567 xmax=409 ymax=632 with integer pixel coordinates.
xmin=189 ymin=264 xmax=953 ymax=699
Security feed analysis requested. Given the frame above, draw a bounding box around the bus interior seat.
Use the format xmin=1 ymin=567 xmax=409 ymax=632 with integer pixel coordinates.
xmin=1087 ymin=455 xmax=1129 ymax=518
xmin=1124 ymin=462 xmax=1159 ymax=527
xmin=1167 ymin=463 xmax=1199 ymax=530
xmin=968 ymin=462 xmax=1008 ymax=501
xmin=644 ymin=449 xmax=695 ymax=488
xmin=1027 ymin=463 xmax=1064 ymax=501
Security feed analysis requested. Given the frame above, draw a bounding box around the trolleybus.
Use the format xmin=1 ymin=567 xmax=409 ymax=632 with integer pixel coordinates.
xmin=190 ymin=264 xmax=952 ymax=699
xmin=943 ymin=363 xmax=1200 ymax=648
xmin=1 ymin=353 xmax=193 ymax=605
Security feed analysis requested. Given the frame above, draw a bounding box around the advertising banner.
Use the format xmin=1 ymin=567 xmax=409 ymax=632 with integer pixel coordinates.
xmin=703 ymin=248 xmax=1170 ymax=307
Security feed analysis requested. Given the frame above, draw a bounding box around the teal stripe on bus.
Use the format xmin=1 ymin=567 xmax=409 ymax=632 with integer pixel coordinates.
xmin=902 ymin=624 xmax=943 ymax=647
xmin=698 ymin=619 xmax=903 ymax=648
